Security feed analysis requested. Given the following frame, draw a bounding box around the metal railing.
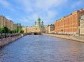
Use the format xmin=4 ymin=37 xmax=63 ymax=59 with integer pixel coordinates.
xmin=0 ymin=33 xmax=21 ymax=39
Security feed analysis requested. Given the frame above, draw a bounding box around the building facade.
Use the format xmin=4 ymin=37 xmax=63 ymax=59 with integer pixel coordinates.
xmin=0 ymin=16 xmax=4 ymax=28
xmin=22 ymin=18 xmax=45 ymax=33
xmin=55 ymin=9 xmax=84 ymax=35
xmin=0 ymin=15 xmax=22 ymax=32
xmin=44 ymin=25 xmax=48 ymax=33
xmin=45 ymin=24 xmax=55 ymax=34
xmin=35 ymin=18 xmax=45 ymax=33
xmin=80 ymin=15 xmax=84 ymax=35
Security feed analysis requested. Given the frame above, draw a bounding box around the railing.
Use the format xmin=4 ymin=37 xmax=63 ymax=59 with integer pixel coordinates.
xmin=0 ymin=33 xmax=21 ymax=39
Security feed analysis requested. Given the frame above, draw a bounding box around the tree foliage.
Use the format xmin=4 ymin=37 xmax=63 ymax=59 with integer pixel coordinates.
xmin=2 ymin=27 xmax=10 ymax=33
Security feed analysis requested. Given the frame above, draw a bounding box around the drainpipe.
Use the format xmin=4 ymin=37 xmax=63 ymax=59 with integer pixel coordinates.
xmin=78 ymin=16 xmax=80 ymax=36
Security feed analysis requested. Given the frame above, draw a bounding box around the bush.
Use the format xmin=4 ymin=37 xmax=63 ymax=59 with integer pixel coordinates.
xmin=20 ymin=30 xmax=24 ymax=33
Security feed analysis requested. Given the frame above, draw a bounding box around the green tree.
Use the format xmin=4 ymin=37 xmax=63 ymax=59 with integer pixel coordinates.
xmin=0 ymin=27 xmax=3 ymax=38
xmin=0 ymin=28 xmax=2 ymax=38
xmin=17 ymin=26 xmax=22 ymax=33
xmin=0 ymin=28 xmax=1 ymax=33
xmin=20 ymin=30 xmax=24 ymax=34
xmin=2 ymin=27 xmax=10 ymax=38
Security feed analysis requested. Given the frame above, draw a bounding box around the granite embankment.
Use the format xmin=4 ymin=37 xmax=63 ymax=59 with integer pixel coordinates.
xmin=44 ymin=34 xmax=84 ymax=42
xmin=0 ymin=35 xmax=22 ymax=47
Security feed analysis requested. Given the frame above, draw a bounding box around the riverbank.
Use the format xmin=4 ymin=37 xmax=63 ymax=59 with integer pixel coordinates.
xmin=0 ymin=35 xmax=22 ymax=47
xmin=43 ymin=34 xmax=84 ymax=42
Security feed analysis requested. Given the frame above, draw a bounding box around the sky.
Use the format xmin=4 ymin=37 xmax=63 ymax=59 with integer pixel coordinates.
xmin=0 ymin=0 xmax=84 ymax=26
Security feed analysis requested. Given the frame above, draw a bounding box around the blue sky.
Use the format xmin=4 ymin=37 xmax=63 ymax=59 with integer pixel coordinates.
xmin=0 ymin=0 xmax=84 ymax=26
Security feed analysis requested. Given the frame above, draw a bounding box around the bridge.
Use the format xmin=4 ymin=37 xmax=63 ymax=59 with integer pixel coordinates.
xmin=26 ymin=32 xmax=42 ymax=35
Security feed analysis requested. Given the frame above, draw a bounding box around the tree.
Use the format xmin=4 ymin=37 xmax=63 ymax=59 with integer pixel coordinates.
xmin=0 ymin=28 xmax=2 ymax=38
xmin=0 ymin=27 xmax=4 ymax=38
xmin=20 ymin=30 xmax=24 ymax=34
xmin=2 ymin=27 xmax=10 ymax=38
xmin=0 ymin=28 xmax=1 ymax=33
xmin=2 ymin=27 xmax=9 ymax=33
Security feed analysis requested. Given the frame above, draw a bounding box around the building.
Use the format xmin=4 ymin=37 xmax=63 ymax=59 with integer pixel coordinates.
xmin=6 ymin=19 xmax=12 ymax=30
xmin=45 ymin=24 xmax=55 ymax=34
xmin=35 ymin=18 xmax=45 ymax=33
xmin=55 ymin=9 xmax=84 ymax=35
xmin=80 ymin=15 xmax=84 ymax=35
xmin=16 ymin=23 xmax=22 ymax=33
xmin=48 ymin=24 xmax=55 ymax=33
xmin=22 ymin=18 xmax=45 ymax=33
xmin=44 ymin=25 xmax=48 ymax=33
xmin=0 ymin=15 xmax=22 ymax=32
xmin=10 ymin=20 xmax=14 ymax=31
xmin=0 ymin=16 xmax=4 ymax=28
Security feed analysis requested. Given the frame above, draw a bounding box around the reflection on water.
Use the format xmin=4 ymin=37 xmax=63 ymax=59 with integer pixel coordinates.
xmin=0 ymin=35 xmax=84 ymax=62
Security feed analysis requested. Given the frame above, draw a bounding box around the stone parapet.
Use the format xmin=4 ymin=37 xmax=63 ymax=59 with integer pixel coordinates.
xmin=0 ymin=35 xmax=22 ymax=47
xmin=43 ymin=34 xmax=84 ymax=42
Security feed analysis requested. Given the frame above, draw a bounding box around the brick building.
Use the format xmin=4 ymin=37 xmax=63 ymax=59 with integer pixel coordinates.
xmin=55 ymin=9 xmax=84 ymax=35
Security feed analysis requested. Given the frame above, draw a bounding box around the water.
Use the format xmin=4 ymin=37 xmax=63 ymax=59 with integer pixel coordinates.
xmin=0 ymin=35 xmax=84 ymax=62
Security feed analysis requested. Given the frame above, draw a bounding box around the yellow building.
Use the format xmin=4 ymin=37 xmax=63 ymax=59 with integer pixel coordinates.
xmin=0 ymin=15 xmax=22 ymax=32
xmin=10 ymin=20 xmax=14 ymax=31
xmin=22 ymin=18 xmax=45 ymax=34
xmin=0 ymin=16 xmax=4 ymax=28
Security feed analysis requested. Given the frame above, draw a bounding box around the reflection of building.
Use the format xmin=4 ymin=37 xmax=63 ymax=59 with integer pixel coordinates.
xmin=55 ymin=9 xmax=84 ymax=35
xmin=80 ymin=15 xmax=84 ymax=35
xmin=23 ymin=18 xmax=45 ymax=33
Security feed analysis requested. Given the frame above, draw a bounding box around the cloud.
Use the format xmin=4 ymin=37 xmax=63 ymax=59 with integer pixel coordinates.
xmin=15 ymin=0 xmax=67 ymax=24
xmin=6 ymin=16 xmax=12 ymax=20
xmin=71 ymin=0 xmax=84 ymax=9
xmin=35 ymin=0 xmax=67 ymax=10
xmin=0 ymin=0 xmax=16 ymax=13
xmin=16 ymin=0 xmax=67 ymax=12
xmin=0 ymin=0 xmax=68 ymax=26
xmin=0 ymin=0 xmax=10 ymax=7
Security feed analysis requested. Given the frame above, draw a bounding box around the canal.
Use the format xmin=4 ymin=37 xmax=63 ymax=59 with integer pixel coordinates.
xmin=0 ymin=35 xmax=84 ymax=62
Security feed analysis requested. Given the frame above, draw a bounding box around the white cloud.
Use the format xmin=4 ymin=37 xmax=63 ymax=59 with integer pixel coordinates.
xmin=0 ymin=0 xmax=68 ymax=26
xmin=16 ymin=0 xmax=33 ymax=12
xmin=71 ymin=0 xmax=84 ymax=9
xmin=16 ymin=0 xmax=67 ymax=12
xmin=35 ymin=0 xmax=67 ymax=10
xmin=0 ymin=0 xmax=10 ymax=7
xmin=6 ymin=16 xmax=12 ymax=20
xmin=0 ymin=0 xmax=16 ymax=12
xmin=15 ymin=0 xmax=66 ymax=24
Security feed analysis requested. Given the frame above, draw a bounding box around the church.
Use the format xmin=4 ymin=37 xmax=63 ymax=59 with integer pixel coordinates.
xmin=22 ymin=18 xmax=45 ymax=34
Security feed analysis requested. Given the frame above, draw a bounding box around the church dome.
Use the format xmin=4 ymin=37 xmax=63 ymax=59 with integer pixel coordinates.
xmin=35 ymin=18 xmax=44 ymax=27
xmin=37 ymin=18 xmax=41 ymax=22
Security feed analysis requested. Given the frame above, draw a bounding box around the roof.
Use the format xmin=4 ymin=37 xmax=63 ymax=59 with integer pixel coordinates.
xmin=37 ymin=18 xmax=41 ymax=22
